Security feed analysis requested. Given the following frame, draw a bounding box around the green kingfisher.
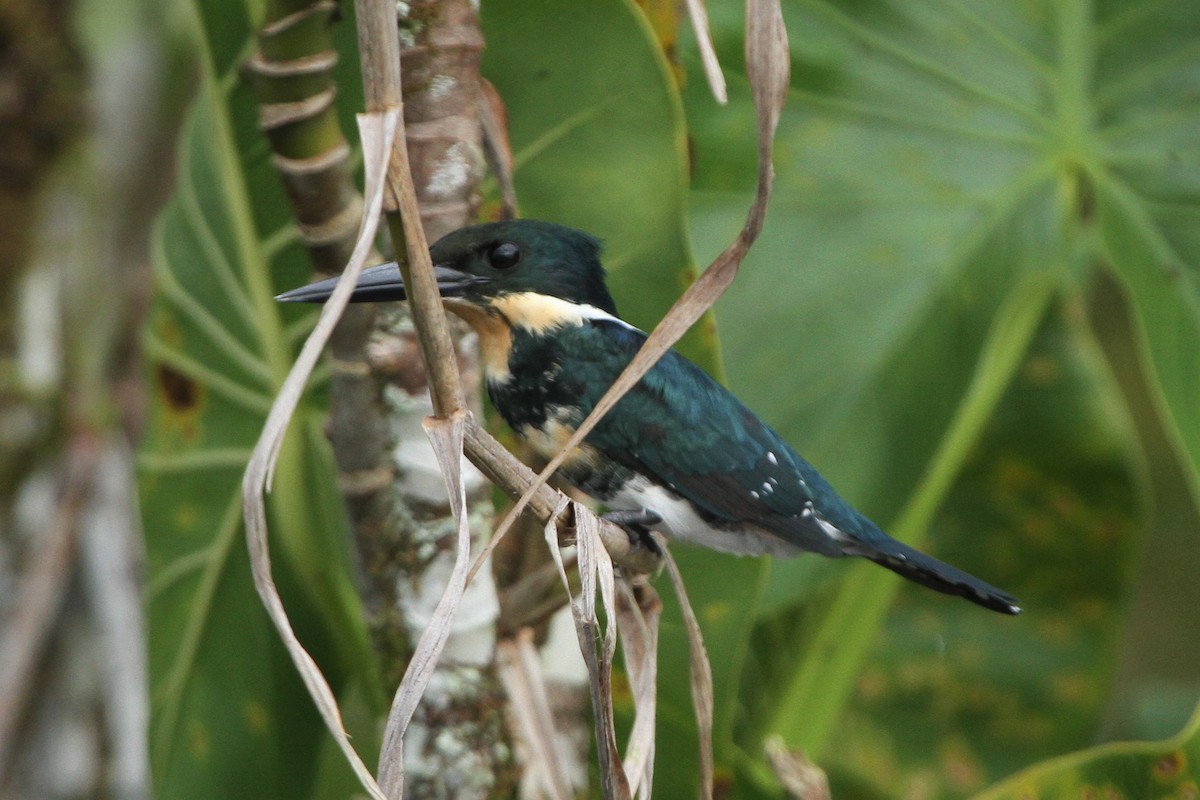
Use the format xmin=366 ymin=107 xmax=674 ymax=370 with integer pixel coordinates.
xmin=279 ymin=220 xmax=1020 ymax=615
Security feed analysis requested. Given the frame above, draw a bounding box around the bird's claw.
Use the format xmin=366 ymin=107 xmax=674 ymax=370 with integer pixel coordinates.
xmin=602 ymin=509 xmax=664 ymax=556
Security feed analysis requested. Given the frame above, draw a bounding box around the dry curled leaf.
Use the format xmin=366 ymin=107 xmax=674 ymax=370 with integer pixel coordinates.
xmin=241 ymin=109 xmax=398 ymax=800
xmin=542 ymin=504 xmax=632 ymax=800
xmin=480 ymin=78 xmax=520 ymax=220
xmin=376 ymin=412 xmax=475 ymax=798
xmin=765 ymin=737 xmax=831 ymax=800
xmin=617 ymin=580 xmax=663 ymax=799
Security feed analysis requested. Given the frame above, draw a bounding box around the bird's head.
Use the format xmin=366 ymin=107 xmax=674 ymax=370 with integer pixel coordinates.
xmin=277 ymin=219 xmax=619 ymax=318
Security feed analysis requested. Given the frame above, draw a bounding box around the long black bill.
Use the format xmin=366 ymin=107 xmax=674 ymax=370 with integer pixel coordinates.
xmin=275 ymin=262 xmax=489 ymax=304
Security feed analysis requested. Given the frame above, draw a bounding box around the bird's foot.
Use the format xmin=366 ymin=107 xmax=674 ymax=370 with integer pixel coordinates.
xmin=602 ymin=509 xmax=664 ymax=557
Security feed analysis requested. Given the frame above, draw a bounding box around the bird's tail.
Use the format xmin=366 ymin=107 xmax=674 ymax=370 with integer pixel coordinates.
xmin=853 ymin=538 xmax=1021 ymax=615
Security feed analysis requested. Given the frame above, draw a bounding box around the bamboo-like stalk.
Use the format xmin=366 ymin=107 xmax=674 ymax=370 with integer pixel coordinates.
xmin=246 ymin=1 xmax=409 ymax=651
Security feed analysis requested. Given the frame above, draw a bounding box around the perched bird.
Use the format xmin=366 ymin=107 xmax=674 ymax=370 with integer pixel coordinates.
xmin=279 ymin=220 xmax=1020 ymax=615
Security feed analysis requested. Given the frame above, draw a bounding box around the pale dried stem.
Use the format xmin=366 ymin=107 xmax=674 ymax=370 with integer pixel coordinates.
xmin=376 ymin=413 xmax=475 ymax=798
xmin=543 ymin=505 xmax=633 ymax=800
xmin=684 ymin=0 xmax=729 ymax=103
xmin=247 ymin=0 xmax=398 ymax=631
xmin=462 ymin=417 xmax=663 ymax=576
xmin=241 ymin=112 xmax=398 ymax=800
xmin=616 ymin=580 xmax=662 ymax=798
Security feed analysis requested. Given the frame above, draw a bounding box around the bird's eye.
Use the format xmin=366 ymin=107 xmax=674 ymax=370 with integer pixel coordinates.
xmin=487 ymin=241 xmax=521 ymax=270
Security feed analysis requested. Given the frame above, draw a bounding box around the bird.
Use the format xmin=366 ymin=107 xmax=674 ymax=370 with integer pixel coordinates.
xmin=279 ymin=219 xmax=1020 ymax=615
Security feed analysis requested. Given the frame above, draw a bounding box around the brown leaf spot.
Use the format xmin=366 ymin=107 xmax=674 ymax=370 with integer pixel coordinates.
xmin=713 ymin=769 xmax=735 ymax=800
xmin=155 ymin=363 xmax=205 ymax=443
xmin=939 ymin=736 xmax=984 ymax=792
xmin=157 ymin=364 xmax=200 ymax=412
xmin=1153 ymin=750 xmax=1185 ymax=782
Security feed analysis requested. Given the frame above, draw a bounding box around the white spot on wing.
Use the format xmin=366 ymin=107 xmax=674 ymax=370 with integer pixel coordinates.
xmin=813 ymin=511 xmax=851 ymax=544
xmin=767 ymin=452 xmax=778 ymax=466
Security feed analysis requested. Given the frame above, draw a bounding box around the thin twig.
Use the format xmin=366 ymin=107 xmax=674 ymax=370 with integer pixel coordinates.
xmin=684 ymin=0 xmax=728 ymax=103
xmin=355 ymin=0 xmax=464 ymax=418
xmin=461 ymin=417 xmax=662 ymax=577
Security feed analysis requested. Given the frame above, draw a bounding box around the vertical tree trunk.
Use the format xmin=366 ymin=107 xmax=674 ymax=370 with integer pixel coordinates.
xmin=384 ymin=2 xmax=515 ymax=795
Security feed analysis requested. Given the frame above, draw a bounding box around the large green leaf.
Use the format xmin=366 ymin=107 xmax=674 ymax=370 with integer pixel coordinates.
xmin=686 ymin=0 xmax=1067 ymax=764
xmin=138 ymin=2 xmax=378 ymax=797
xmin=481 ymin=0 xmax=768 ymax=792
xmin=679 ymin=0 xmax=1196 ymax=787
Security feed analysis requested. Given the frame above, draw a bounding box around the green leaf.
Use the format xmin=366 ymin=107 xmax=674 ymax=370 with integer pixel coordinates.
xmin=971 ymin=701 xmax=1200 ymax=800
xmin=681 ymin=0 xmax=1194 ymax=780
xmin=481 ymin=0 xmax=766 ymax=791
xmin=1086 ymin=3 xmax=1200 ymax=504
xmin=821 ymin=307 xmax=1141 ymax=797
xmin=138 ymin=3 xmax=378 ymax=797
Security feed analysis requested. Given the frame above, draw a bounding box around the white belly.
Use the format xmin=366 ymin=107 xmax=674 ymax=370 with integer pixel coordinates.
xmin=607 ymin=475 xmax=800 ymax=558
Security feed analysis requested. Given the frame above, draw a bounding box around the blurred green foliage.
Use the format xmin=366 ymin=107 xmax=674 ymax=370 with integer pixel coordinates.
xmin=680 ymin=0 xmax=1200 ymax=797
xmin=139 ymin=2 xmax=380 ymax=798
